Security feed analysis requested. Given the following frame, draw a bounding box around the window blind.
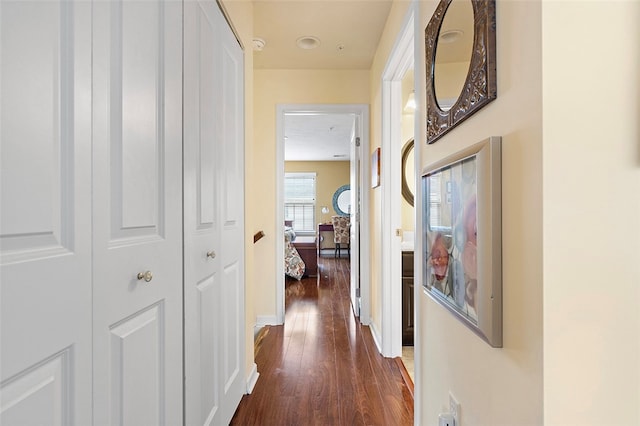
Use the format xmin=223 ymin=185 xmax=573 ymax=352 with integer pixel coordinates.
xmin=284 ymin=173 xmax=316 ymax=233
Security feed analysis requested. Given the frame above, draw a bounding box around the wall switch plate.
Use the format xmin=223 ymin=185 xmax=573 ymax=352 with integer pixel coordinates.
xmin=449 ymin=392 xmax=460 ymax=425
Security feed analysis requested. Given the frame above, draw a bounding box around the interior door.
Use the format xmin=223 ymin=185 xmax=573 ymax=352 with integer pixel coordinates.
xmin=91 ymin=1 xmax=183 ymax=425
xmin=183 ymin=1 xmax=222 ymax=424
xmin=0 ymin=2 xmax=92 ymax=424
xmin=349 ymin=123 xmax=361 ymax=316
xmin=184 ymin=1 xmax=245 ymax=424
xmin=217 ymin=9 xmax=246 ymax=422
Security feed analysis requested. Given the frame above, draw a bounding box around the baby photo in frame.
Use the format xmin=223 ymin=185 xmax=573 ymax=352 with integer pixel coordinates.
xmin=422 ymin=136 xmax=502 ymax=347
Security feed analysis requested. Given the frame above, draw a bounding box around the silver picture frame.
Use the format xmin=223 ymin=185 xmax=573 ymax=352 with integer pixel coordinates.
xmin=422 ymin=136 xmax=502 ymax=347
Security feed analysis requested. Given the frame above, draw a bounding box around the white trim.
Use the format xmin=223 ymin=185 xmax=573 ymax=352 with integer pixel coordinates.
xmin=276 ymin=106 xmax=286 ymax=324
xmin=357 ymin=110 xmax=371 ymax=325
xmin=411 ymin=2 xmax=422 ymax=424
xmin=245 ymin=362 xmax=259 ymax=394
xmin=255 ymin=315 xmax=280 ymax=329
xmin=368 ymin=322 xmax=383 ymax=355
xmin=276 ymin=104 xmax=370 ymax=325
xmin=380 ymin=7 xmax=415 ymax=358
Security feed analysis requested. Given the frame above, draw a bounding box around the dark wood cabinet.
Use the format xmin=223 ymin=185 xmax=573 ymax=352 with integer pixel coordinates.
xmin=402 ymin=251 xmax=414 ymax=346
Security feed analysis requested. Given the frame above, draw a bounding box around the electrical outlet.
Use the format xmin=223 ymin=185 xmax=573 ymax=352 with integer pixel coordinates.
xmin=449 ymin=392 xmax=460 ymax=426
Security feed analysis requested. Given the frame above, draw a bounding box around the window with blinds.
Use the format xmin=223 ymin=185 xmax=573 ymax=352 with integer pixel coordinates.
xmin=284 ymin=172 xmax=316 ymax=233
xmin=428 ymin=173 xmax=442 ymax=229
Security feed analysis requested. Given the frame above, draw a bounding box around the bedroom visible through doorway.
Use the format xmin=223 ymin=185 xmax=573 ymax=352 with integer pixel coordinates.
xmin=275 ymin=104 xmax=370 ymax=326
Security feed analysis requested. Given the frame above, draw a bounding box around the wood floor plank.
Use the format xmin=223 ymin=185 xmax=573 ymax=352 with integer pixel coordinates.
xmin=231 ymin=256 xmax=413 ymax=426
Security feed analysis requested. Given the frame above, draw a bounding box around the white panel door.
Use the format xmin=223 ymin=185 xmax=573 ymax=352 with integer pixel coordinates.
xmin=184 ymin=1 xmax=245 ymax=425
xmin=184 ymin=1 xmax=222 ymax=424
xmin=0 ymin=2 xmax=92 ymax=425
xmin=91 ymin=1 xmax=183 ymax=425
xmin=218 ymin=7 xmax=245 ymax=422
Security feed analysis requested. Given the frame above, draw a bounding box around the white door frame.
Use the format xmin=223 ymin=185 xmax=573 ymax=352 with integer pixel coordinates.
xmin=276 ymin=104 xmax=370 ymax=325
xmin=380 ymin=6 xmax=414 ymax=358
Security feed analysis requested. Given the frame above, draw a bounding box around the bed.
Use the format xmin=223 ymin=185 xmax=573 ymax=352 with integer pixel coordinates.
xmin=284 ymin=226 xmax=305 ymax=280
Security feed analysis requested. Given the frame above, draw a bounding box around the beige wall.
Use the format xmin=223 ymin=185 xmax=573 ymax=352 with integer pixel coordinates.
xmin=220 ymin=0 xmax=256 ymax=384
xmin=542 ymin=1 xmax=640 ymax=424
xmin=285 ymin=161 xmax=350 ymax=226
xmin=416 ymin=1 xmax=544 ymax=424
xmin=413 ymin=0 xmax=640 ymax=424
xmin=253 ymin=69 xmax=370 ymax=319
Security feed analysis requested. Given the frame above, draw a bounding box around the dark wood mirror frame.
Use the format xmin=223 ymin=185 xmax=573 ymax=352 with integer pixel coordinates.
xmin=425 ymin=0 xmax=497 ymax=144
xmin=401 ymin=139 xmax=414 ymax=207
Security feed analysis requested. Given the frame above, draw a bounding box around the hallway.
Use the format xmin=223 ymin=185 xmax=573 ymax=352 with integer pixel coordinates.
xmin=231 ymin=256 xmax=413 ymax=425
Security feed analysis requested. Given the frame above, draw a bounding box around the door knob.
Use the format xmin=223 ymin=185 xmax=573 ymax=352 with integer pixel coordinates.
xmin=206 ymin=251 xmax=216 ymax=259
xmin=137 ymin=270 xmax=153 ymax=282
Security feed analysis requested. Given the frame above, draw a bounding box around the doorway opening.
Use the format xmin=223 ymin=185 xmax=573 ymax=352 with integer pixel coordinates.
xmin=275 ymin=104 xmax=370 ymax=325
xmin=380 ymin=5 xmax=415 ymax=370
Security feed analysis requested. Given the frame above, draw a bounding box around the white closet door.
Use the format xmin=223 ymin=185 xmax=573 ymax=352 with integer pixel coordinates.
xmin=217 ymin=6 xmax=246 ymax=422
xmin=0 ymin=2 xmax=92 ymax=425
xmin=184 ymin=1 xmax=245 ymax=424
xmin=91 ymin=1 xmax=183 ymax=425
xmin=184 ymin=1 xmax=222 ymax=424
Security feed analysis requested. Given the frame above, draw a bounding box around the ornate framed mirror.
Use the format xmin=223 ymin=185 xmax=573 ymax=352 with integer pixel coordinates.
xmin=332 ymin=184 xmax=351 ymax=216
xmin=425 ymin=0 xmax=497 ymax=144
xmin=401 ymin=139 xmax=415 ymax=206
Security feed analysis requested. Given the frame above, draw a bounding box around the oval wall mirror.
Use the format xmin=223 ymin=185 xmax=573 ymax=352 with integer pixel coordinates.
xmin=332 ymin=184 xmax=351 ymax=216
xmin=425 ymin=0 xmax=497 ymax=144
xmin=401 ymin=139 xmax=415 ymax=206
xmin=433 ymin=0 xmax=474 ymax=111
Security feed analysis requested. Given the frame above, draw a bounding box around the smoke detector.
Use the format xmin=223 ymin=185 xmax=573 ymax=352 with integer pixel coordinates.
xmin=252 ymin=38 xmax=266 ymax=51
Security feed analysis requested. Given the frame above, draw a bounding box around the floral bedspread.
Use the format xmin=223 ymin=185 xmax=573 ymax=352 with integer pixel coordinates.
xmin=284 ymin=230 xmax=305 ymax=280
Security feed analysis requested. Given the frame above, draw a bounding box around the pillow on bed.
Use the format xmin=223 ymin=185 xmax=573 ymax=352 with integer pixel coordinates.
xmin=284 ymin=226 xmax=296 ymax=242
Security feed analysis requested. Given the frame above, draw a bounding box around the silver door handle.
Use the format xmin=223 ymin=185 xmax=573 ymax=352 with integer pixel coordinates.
xmin=206 ymin=251 xmax=216 ymax=259
xmin=137 ymin=270 xmax=153 ymax=282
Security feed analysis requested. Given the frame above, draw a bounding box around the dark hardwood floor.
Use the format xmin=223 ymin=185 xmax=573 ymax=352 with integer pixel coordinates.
xmin=231 ymin=256 xmax=414 ymax=425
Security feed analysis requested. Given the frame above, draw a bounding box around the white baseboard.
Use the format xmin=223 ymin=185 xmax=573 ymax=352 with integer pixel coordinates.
xmin=255 ymin=315 xmax=280 ymax=330
xmin=245 ymin=362 xmax=259 ymax=394
xmin=369 ymin=322 xmax=383 ymax=355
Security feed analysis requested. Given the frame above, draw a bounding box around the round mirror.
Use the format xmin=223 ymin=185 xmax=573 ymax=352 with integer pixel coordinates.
xmin=332 ymin=184 xmax=351 ymax=216
xmin=401 ymin=139 xmax=415 ymax=206
xmin=433 ymin=0 xmax=474 ymax=111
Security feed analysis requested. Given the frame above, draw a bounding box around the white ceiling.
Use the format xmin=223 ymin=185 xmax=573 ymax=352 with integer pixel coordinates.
xmin=256 ymin=0 xmax=471 ymax=162
xmin=284 ymin=113 xmax=355 ymax=161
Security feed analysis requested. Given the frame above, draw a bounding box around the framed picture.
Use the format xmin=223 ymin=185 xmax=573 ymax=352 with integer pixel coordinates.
xmin=422 ymin=136 xmax=502 ymax=347
xmin=371 ymin=147 xmax=381 ymax=188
